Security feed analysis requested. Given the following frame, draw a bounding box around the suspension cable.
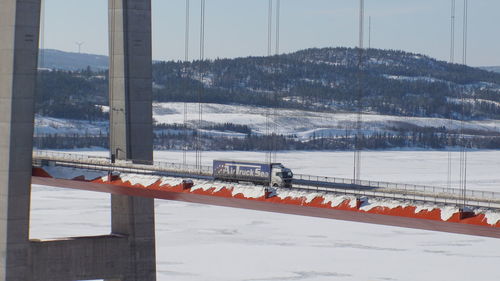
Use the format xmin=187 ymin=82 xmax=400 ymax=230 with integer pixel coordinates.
xmin=265 ymin=0 xmax=273 ymax=164
xmin=196 ymin=0 xmax=206 ymax=170
xmin=110 ymin=0 xmax=116 ymax=158
xmin=271 ymin=0 xmax=280 ymax=163
xmin=353 ymin=0 xmax=364 ymax=184
xmin=40 ymin=0 xmax=45 ymax=69
xmin=368 ymin=16 xmax=371 ymax=49
xmin=447 ymin=0 xmax=456 ymax=190
xmin=185 ymin=0 xmax=190 ymax=62
xmin=462 ymin=0 xmax=468 ymax=66
xmin=183 ymin=0 xmax=190 ymax=167
xmin=450 ymin=0 xmax=456 ymax=63
xmin=275 ymin=0 xmax=280 ymax=55
xmin=268 ymin=0 xmax=273 ymax=57
xmin=459 ymin=0 xmax=468 ymax=210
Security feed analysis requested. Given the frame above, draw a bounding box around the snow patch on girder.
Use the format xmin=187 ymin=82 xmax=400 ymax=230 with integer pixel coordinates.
xmin=274 ymin=189 xmax=357 ymax=208
xmin=474 ymin=209 xmax=500 ymax=225
xmin=440 ymin=206 xmax=460 ymax=221
xmin=191 ymin=181 xmax=226 ymax=193
xmin=231 ymin=184 xmax=267 ymax=198
xmin=359 ymin=198 xmax=412 ymax=212
xmin=160 ymin=177 xmax=184 ymax=187
xmin=191 ymin=180 xmax=266 ymax=198
xmin=415 ymin=204 xmax=438 ymax=214
xmin=119 ymin=173 xmax=160 ymax=187
xmin=484 ymin=212 xmax=500 ymax=225
xmin=275 ymin=189 xmax=321 ymax=203
xmin=101 ymin=173 xmax=184 ymax=188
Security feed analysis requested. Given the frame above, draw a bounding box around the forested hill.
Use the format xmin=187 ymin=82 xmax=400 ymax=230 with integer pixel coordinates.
xmin=153 ymin=47 xmax=500 ymax=120
xmin=38 ymin=47 xmax=500 ymax=120
xmin=481 ymin=66 xmax=500 ymax=73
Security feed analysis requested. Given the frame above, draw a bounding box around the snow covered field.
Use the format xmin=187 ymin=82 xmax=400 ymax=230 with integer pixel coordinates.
xmin=35 ymin=102 xmax=500 ymax=139
xmin=35 ymin=115 xmax=107 ymax=135
xmin=31 ymin=150 xmax=500 ymax=281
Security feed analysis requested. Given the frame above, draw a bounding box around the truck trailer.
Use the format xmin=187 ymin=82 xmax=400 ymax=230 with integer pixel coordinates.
xmin=213 ymin=160 xmax=293 ymax=188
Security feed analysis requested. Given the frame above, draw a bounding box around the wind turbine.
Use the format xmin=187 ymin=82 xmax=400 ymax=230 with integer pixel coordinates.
xmin=75 ymin=41 xmax=84 ymax=54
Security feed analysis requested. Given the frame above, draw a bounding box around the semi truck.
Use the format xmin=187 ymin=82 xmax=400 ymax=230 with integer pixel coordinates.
xmin=213 ymin=160 xmax=293 ymax=188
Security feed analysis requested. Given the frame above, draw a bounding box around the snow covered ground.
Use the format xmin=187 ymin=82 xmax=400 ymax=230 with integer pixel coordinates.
xmin=35 ymin=115 xmax=108 ymax=135
xmin=31 ymin=150 xmax=500 ymax=281
xmin=154 ymin=103 xmax=500 ymax=138
xmin=34 ymin=102 xmax=500 ymax=140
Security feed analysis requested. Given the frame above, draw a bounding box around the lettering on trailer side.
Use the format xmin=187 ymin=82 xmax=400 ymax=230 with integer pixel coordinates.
xmin=214 ymin=162 xmax=270 ymax=178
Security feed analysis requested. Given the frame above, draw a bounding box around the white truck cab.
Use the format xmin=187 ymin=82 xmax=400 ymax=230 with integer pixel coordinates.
xmin=270 ymin=164 xmax=293 ymax=188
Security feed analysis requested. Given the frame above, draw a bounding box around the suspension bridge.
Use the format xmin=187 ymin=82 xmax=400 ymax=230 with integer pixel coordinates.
xmin=1 ymin=0 xmax=498 ymax=281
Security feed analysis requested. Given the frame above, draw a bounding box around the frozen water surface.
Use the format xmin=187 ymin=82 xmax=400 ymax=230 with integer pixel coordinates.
xmin=31 ymin=150 xmax=500 ymax=281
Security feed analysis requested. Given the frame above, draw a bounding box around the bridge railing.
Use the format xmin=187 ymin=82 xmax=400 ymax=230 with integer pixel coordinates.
xmin=149 ymin=160 xmax=212 ymax=176
xmin=293 ymin=174 xmax=500 ymax=203
xmin=33 ymin=150 xmax=108 ymax=162
xmin=292 ymin=181 xmax=500 ymax=209
xmin=33 ymin=150 xmax=213 ymax=176
xmin=33 ymin=150 xmax=500 ymax=207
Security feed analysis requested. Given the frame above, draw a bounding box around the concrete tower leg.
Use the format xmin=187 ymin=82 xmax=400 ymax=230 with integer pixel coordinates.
xmin=1 ymin=0 xmax=156 ymax=280
xmin=0 ymin=0 xmax=41 ymax=280
xmin=109 ymin=0 xmax=153 ymax=163
xmin=108 ymin=1 xmax=156 ymax=281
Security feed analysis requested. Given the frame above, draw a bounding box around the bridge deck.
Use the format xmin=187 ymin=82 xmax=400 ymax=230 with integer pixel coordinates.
xmin=32 ymin=176 xmax=500 ymax=239
xmin=32 ymin=151 xmax=500 ymax=210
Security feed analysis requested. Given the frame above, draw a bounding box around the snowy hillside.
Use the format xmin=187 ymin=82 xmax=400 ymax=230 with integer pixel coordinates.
xmin=34 ymin=47 xmax=500 ymax=149
xmin=35 ymin=102 xmax=500 ymax=140
xmin=152 ymin=102 xmax=500 ymax=139
xmin=37 ymin=47 xmax=500 ymax=124
xmin=154 ymin=47 xmax=500 ymax=120
xmin=35 ymin=115 xmax=107 ymax=135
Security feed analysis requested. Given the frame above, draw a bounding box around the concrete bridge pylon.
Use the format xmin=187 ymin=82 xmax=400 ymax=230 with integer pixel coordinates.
xmin=0 ymin=0 xmax=156 ymax=280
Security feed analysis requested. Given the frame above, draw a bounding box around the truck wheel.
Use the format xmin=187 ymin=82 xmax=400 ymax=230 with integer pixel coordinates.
xmin=273 ymin=183 xmax=278 ymax=187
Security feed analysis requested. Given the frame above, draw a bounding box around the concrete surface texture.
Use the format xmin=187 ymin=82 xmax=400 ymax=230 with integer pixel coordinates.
xmin=0 ymin=0 xmax=156 ymax=280
xmin=108 ymin=0 xmax=156 ymax=280
xmin=109 ymin=0 xmax=153 ymax=163
xmin=0 ymin=0 xmax=41 ymax=280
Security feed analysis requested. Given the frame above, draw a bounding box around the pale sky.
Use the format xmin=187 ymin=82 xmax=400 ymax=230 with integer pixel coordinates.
xmin=42 ymin=0 xmax=500 ymax=66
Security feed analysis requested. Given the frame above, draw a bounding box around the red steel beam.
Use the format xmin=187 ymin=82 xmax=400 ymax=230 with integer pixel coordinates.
xmin=32 ymin=176 xmax=500 ymax=239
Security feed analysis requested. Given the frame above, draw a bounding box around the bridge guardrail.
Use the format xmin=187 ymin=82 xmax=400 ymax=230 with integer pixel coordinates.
xmin=293 ymin=173 xmax=500 ymax=204
xmin=33 ymin=150 xmax=500 ymax=209
xmin=33 ymin=150 xmax=212 ymax=177
xmin=292 ymin=183 xmax=500 ymax=209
